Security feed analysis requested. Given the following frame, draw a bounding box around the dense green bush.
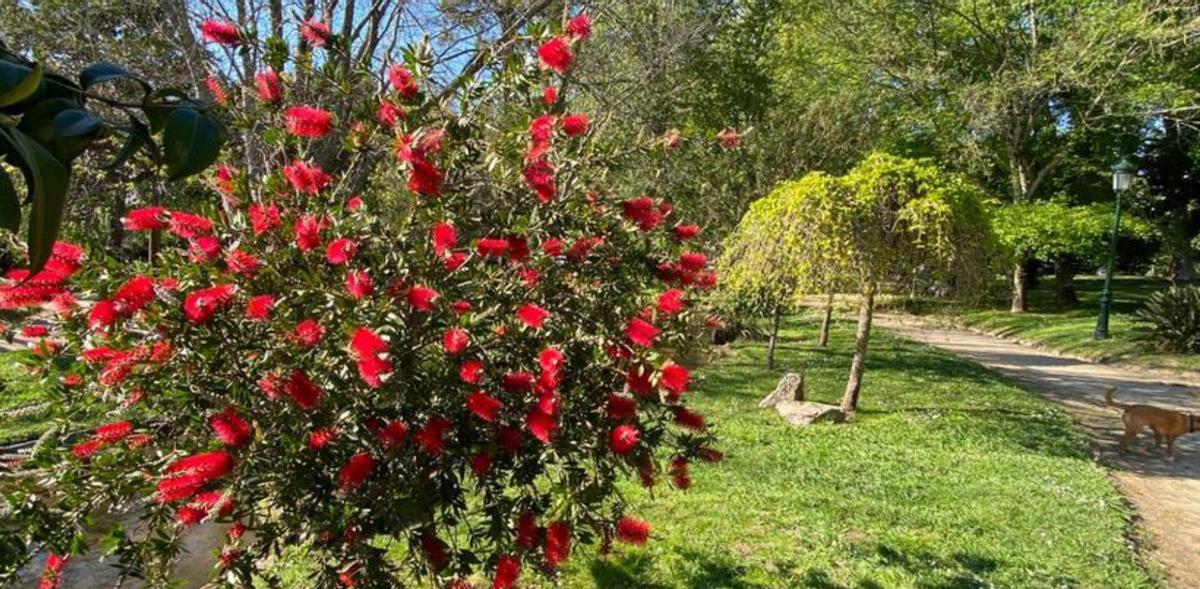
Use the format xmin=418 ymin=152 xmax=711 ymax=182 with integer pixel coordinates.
xmin=1136 ymin=286 xmax=1200 ymax=352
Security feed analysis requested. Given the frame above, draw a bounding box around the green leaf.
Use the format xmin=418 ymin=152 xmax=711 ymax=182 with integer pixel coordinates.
xmin=0 ymin=127 xmax=69 ymax=273
xmin=106 ymin=117 xmax=151 ymax=170
xmin=0 ymin=61 xmax=44 ymax=109
xmin=51 ymin=108 xmax=105 ymax=161
xmin=162 ymin=107 xmax=223 ymax=180
xmin=16 ymin=98 xmax=80 ymax=146
xmin=0 ymin=165 xmax=19 ymax=232
xmin=144 ymin=88 xmax=202 ymax=133
xmin=79 ymin=62 xmax=151 ymax=95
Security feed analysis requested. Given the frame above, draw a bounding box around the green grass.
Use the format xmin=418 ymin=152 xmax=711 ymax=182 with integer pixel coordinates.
xmin=948 ymin=276 xmax=1200 ymax=373
xmin=0 ymin=350 xmax=57 ymax=445
xmin=552 ymin=316 xmax=1155 ymax=588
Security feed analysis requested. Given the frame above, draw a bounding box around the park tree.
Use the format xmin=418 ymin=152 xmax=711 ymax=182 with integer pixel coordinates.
xmin=717 ymin=172 xmax=846 ymax=368
xmin=994 ymin=200 xmax=1155 ymax=310
xmin=1139 ymin=121 xmax=1200 ymax=282
xmin=0 ymin=10 xmax=725 ymax=588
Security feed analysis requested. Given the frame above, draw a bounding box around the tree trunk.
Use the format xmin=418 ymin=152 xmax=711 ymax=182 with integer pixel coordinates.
xmin=1010 ymin=261 xmax=1028 ymax=313
xmin=1054 ymin=256 xmax=1078 ymax=309
xmin=766 ymin=305 xmax=782 ymax=370
xmin=839 ymin=287 xmax=876 ymax=416
xmin=818 ymin=291 xmax=833 ymax=347
xmin=109 ymin=190 xmax=126 ymax=255
xmin=1179 ymin=248 xmax=1196 ymax=283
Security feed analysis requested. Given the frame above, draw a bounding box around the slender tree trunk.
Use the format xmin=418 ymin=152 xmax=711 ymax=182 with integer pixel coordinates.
xmin=1054 ymin=255 xmax=1077 ymax=309
xmin=109 ymin=190 xmax=126 ymax=255
xmin=766 ymin=305 xmax=782 ymax=370
xmin=818 ymin=291 xmax=833 ymax=347
xmin=1010 ymin=261 xmax=1028 ymax=313
xmin=1178 ymin=248 xmax=1196 ymax=283
xmin=840 ymin=287 xmax=876 ymax=416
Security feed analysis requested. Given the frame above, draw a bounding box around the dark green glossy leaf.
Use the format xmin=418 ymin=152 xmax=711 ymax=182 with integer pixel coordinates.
xmin=79 ymin=62 xmax=151 ymax=95
xmin=0 ymin=61 xmax=44 ymax=109
xmin=106 ymin=117 xmax=152 ymax=170
xmin=0 ymin=127 xmax=69 ymax=272
xmin=51 ymin=108 xmax=104 ymax=161
xmin=162 ymin=107 xmax=223 ymax=180
xmin=0 ymin=165 xmax=18 ymax=232
xmin=16 ymin=98 xmax=80 ymax=145
xmin=144 ymin=87 xmax=201 ymax=133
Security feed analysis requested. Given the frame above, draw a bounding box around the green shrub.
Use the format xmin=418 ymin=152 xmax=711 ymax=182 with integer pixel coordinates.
xmin=1136 ymin=286 xmax=1200 ymax=352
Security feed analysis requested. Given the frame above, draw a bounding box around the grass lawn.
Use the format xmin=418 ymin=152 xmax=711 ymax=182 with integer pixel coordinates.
xmin=945 ymin=276 xmax=1200 ymax=374
xmin=0 ymin=350 xmax=57 ymax=445
xmin=2 ymin=319 xmax=1158 ymax=587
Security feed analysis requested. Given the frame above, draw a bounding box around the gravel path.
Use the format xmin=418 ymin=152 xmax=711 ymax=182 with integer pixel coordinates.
xmin=877 ymin=315 xmax=1200 ymax=588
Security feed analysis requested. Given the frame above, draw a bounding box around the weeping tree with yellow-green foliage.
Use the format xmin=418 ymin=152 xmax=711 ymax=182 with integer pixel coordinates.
xmin=720 ymin=152 xmax=996 ymax=415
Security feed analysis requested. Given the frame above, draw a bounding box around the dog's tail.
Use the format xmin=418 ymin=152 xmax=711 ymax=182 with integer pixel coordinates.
xmin=1104 ymin=387 xmax=1129 ymax=410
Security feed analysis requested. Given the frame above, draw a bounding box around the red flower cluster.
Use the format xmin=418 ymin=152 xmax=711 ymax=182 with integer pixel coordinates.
xmin=200 ymin=19 xmax=240 ymax=45
xmin=284 ymin=106 xmax=334 ymax=138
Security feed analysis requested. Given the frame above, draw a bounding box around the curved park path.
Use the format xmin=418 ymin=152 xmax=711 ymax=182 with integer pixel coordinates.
xmin=877 ymin=315 xmax=1200 ymax=588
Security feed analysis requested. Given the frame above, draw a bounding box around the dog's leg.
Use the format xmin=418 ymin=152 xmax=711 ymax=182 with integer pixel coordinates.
xmin=1167 ymin=436 xmax=1177 ymax=461
xmin=1118 ymin=427 xmax=1138 ymax=453
xmin=1155 ymin=432 xmax=1164 ymax=448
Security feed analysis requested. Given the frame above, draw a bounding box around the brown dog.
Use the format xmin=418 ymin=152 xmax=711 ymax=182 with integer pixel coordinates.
xmin=1106 ymin=387 xmax=1197 ymax=458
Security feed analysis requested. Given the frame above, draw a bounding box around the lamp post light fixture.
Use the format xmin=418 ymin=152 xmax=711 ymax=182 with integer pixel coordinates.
xmin=1094 ymin=157 xmax=1135 ymax=340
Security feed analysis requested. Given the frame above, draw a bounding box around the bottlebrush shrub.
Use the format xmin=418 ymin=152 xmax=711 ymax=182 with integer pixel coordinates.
xmin=1 ymin=10 xmax=721 ymax=589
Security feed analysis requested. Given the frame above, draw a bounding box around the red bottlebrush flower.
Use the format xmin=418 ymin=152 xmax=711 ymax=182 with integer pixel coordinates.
xmin=258 ymin=372 xmax=282 ymax=399
xmin=205 ymin=75 xmax=228 ymax=105
xmin=698 ymin=446 xmax=725 ymax=463
xmin=183 ymin=284 xmax=236 ymax=324
xmin=537 ymin=36 xmax=574 ymax=74
xmin=246 ymin=294 xmax=275 ymax=321
xmin=623 ymin=196 xmax=663 ymax=231
xmin=176 ymin=490 xmax=233 ymax=526
xmin=284 ymin=160 xmax=333 ymax=194
xmin=168 ymin=211 xmax=215 ymax=240
xmin=518 ymin=268 xmax=540 ymax=287
xmin=256 ymin=69 xmax=282 ymax=102
xmin=350 ymin=328 xmax=392 ymax=388
xmin=545 ymin=520 xmax=572 ymax=568
xmin=695 ymin=271 xmax=719 ymax=291
xmin=467 ymin=392 xmax=503 ymax=422
xmin=431 ymin=222 xmax=456 ymax=257
xmin=542 ymin=238 xmax=564 ymax=257
xmin=189 ymin=236 xmax=222 ymax=263
xmin=507 ymin=236 xmax=530 ymax=262
xmin=497 ymin=425 xmax=523 ymax=453
xmin=407 ymin=285 xmax=438 ymax=311
xmin=228 ymin=521 xmax=247 ymax=539
xmin=39 ymin=553 xmax=68 ymax=589
xmin=406 ymin=156 xmax=444 ymax=197
xmin=717 ymin=126 xmax=742 ymax=149
xmin=283 ymin=369 xmax=322 ymax=410
xmin=470 ymin=452 xmax=493 ymax=476
xmin=625 ymin=317 xmax=660 ymax=348
xmin=345 ymin=269 xmax=373 ymax=300
xmin=419 ymin=531 xmax=450 ymax=571
xmin=387 ymin=64 xmax=419 ymax=99
xmin=378 ymin=419 xmax=409 ymax=450
xmin=561 ymin=113 xmax=589 ymax=137
xmin=566 ymin=236 xmax=603 ymax=262
xmin=291 ymin=319 xmax=325 ymax=347
xmin=673 ymin=224 xmax=700 ymax=241
xmin=657 ymin=289 xmax=687 ymax=315
xmin=516 ymin=303 xmax=549 ymax=329
xmin=72 ymin=439 xmax=102 ymax=460
xmin=325 ymin=238 xmax=358 ymax=265
xmin=542 ymin=86 xmax=558 ymax=106
xmin=156 ymin=475 xmax=213 ymax=504
xmin=516 ymin=512 xmax=540 ymax=550
xmin=414 ymin=417 xmax=451 ymax=455
xmin=301 ymin=18 xmax=333 ymax=47
xmin=60 ymin=374 xmax=83 ymax=388
xmin=346 ymin=196 xmax=364 ymax=211
xmin=338 ymin=452 xmax=376 ymax=492
xmin=21 ymin=324 xmax=47 ymax=338
xmin=210 ymin=406 xmax=252 ymax=447
xmin=200 ymin=19 xmax=241 ymax=45
xmin=680 ymin=252 xmax=708 ymax=271
xmin=674 ymin=407 xmax=705 ymax=431
xmin=459 ymin=359 xmax=485 ymax=384
xmin=670 ymin=456 xmax=692 ymax=490
xmin=626 ymin=364 xmax=655 ymax=396
xmin=502 ymin=371 xmax=534 ymax=393
xmin=523 ymin=157 xmax=556 ymax=203
xmin=377 ymin=100 xmax=405 ymax=127
xmin=539 ymin=347 xmax=564 ymax=373
xmin=528 ymin=114 xmax=556 ymax=160
xmin=476 ymin=237 xmax=509 ymax=257
xmin=606 ymin=394 xmax=637 ymax=420
xmin=219 ymin=549 xmax=240 ymax=568
xmin=166 ymin=450 xmax=234 ymax=479
xmin=660 ymin=362 xmax=691 ymax=396
xmin=493 ymin=554 xmax=521 ymax=589
xmin=444 ymin=251 xmax=467 ymax=271
xmin=95 ymin=421 xmax=133 ymax=443
xmin=566 ymin=13 xmax=593 ymax=40
xmin=609 ymin=424 xmax=640 ymax=454
xmin=294 ymin=214 xmax=323 ymax=251
xmin=249 ymin=203 xmax=282 ymax=235
xmin=443 ymin=327 xmax=469 ymax=355
xmin=284 ymin=106 xmax=334 ymax=138
xmin=225 ymin=248 xmax=262 ymax=277
xmin=526 ymin=408 xmax=556 ymax=444
xmin=451 ymin=300 xmax=473 ymax=315
xmin=616 ymin=516 xmax=651 ymax=545
xmin=308 ymin=426 xmax=338 ymax=449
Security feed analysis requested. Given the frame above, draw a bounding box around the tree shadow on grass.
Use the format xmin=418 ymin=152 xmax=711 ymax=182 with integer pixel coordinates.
xmin=588 ymin=549 xmax=770 ymax=589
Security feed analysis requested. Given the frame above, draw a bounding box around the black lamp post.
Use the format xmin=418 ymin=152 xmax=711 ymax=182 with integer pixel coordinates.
xmin=1094 ymin=157 xmax=1135 ymax=340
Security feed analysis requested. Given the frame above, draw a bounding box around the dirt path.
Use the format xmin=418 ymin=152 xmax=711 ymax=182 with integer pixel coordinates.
xmin=877 ymin=315 xmax=1200 ymax=588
